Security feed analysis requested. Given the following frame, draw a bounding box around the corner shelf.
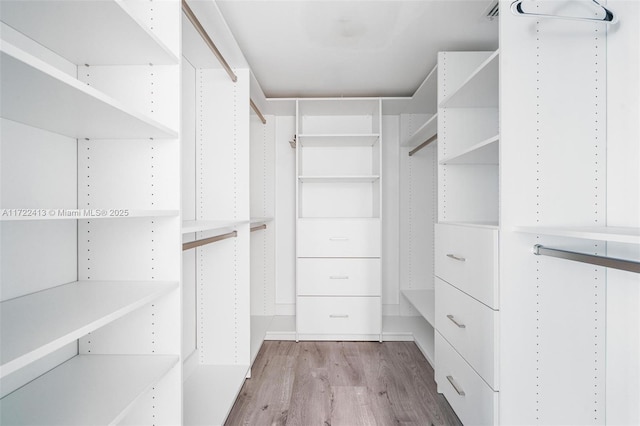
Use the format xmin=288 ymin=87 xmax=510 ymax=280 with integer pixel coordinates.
xmin=1 ymin=281 xmax=178 ymax=379
xmin=298 ymin=134 xmax=380 ymax=147
xmin=440 ymin=135 xmax=499 ymax=165
xmin=298 ymin=175 xmax=380 ymax=183
xmin=401 ymin=289 xmax=435 ymax=327
xmin=402 ymin=114 xmax=438 ymax=148
xmin=0 ymin=0 xmax=178 ymax=65
xmin=439 ymin=50 xmax=499 ymax=108
xmin=515 ymin=226 xmax=640 ymax=244
xmin=1 ymin=43 xmax=179 ymax=140
xmin=0 ymin=355 xmax=178 ymax=425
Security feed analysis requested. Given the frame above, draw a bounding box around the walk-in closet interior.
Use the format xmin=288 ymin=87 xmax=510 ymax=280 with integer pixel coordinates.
xmin=1 ymin=0 xmax=638 ymax=425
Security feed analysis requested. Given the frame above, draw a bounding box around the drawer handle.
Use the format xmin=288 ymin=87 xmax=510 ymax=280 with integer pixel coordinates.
xmin=329 ymin=237 xmax=349 ymax=241
xmin=446 ymin=254 xmax=466 ymax=262
xmin=329 ymin=314 xmax=349 ymax=318
xmin=329 ymin=275 xmax=349 ymax=280
xmin=447 ymin=314 xmax=466 ymax=329
xmin=446 ymin=375 xmax=466 ymax=396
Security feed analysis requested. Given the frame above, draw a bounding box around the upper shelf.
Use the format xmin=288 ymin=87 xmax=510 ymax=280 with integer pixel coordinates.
xmin=515 ymin=226 xmax=640 ymax=244
xmin=440 ymin=135 xmax=499 ymax=165
xmin=0 ymin=355 xmax=178 ymax=425
xmin=440 ymin=50 xmax=499 ymax=108
xmin=1 ymin=42 xmax=179 ymax=139
xmin=402 ymin=114 xmax=437 ymax=148
xmin=0 ymin=0 xmax=177 ymax=65
xmin=298 ymin=134 xmax=380 ymax=147
xmin=299 ymin=176 xmax=380 ymax=183
xmin=1 ymin=280 xmax=177 ymax=379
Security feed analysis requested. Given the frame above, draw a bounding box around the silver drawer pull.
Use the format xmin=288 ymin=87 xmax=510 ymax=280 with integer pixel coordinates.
xmin=447 ymin=314 xmax=466 ymax=329
xmin=329 ymin=314 xmax=349 ymax=318
xmin=329 ymin=275 xmax=349 ymax=280
xmin=446 ymin=375 xmax=466 ymax=396
xmin=446 ymin=254 xmax=466 ymax=262
xmin=329 ymin=237 xmax=349 ymax=241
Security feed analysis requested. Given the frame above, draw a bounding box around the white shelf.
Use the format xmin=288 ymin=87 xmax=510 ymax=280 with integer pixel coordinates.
xmin=298 ymin=134 xmax=380 ymax=147
xmin=0 ymin=209 xmax=179 ymax=221
xmin=184 ymin=364 xmax=250 ymax=426
xmin=0 ymin=0 xmax=178 ymax=65
xmin=1 ymin=42 xmax=178 ymax=139
xmin=250 ymin=315 xmax=274 ymax=364
xmin=298 ymin=98 xmax=380 ymax=116
xmin=1 ymin=281 xmax=177 ymax=378
xmin=0 ymin=354 xmax=179 ymax=425
xmin=401 ymin=289 xmax=435 ymax=327
xmin=515 ymin=226 xmax=640 ymax=244
xmin=403 ymin=114 xmax=438 ymax=148
xmin=440 ymin=50 xmax=499 ymax=108
xmin=250 ymin=217 xmax=274 ymax=227
xmin=181 ymin=220 xmax=247 ymax=235
xmin=439 ymin=221 xmax=499 ymax=230
xmin=298 ymin=175 xmax=380 ymax=183
xmin=440 ymin=135 xmax=499 ymax=165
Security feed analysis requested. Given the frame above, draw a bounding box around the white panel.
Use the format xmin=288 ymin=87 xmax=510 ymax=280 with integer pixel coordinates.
xmin=300 ymin=146 xmax=373 ymax=176
xmin=382 ymin=115 xmax=401 ymax=306
xmin=78 ymin=64 xmax=180 ymax=133
xmin=439 ymin=165 xmax=499 ymax=223
xmin=182 ymin=249 xmax=197 ymax=358
xmin=275 ymin=116 xmax=297 ymax=306
xmin=182 ymin=60 xmax=197 ymax=221
xmin=78 ymin=139 xmax=179 ymax=210
xmin=120 ymin=0 xmax=181 ymax=61
xmin=439 ymin=108 xmax=498 ymax=157
xmin=1 ymin=221 xmax=77 ymax=301
xmin=1 ymin=119 xmax=76 ymax=209
xmin=299 ymin=182 xmax=375 ymax=218
xmin=77 ymin=217 xmax=180 ymax=281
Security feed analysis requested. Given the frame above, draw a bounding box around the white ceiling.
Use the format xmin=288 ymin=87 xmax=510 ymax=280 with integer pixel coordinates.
xmin=216 ymin=0 xmax=499 ymax=98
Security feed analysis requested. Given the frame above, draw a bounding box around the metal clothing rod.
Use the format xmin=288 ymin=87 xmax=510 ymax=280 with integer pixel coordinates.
xmin=533 ymin=244 xmax=640 ymax=274
xmin=409 ymin=134 xmax=437 ymax=157
xmin=183 ymin=230 xmax=237 ymax=251
xmin=181 ymin=0 xmax=238 ymax=82
xmin=250 ymin=99 xmax=267 ymax=124
xmin=511 ymin=0 xmax=616 ymax=24
xmin=251 ymin=224 xmax=267 ymax=233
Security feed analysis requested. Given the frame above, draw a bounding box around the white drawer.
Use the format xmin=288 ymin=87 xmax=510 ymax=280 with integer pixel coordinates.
xmin=435 ymin=277 xmax=498 ymax=389
xmin=297 ymin=296 xmax=381 ymax=336
xmin=298 ymin=219 xmax=380 ymax=258
xmin=298 ymin=258 xmax=381 ymax=296
xmin=435 ymin=333 xmax=498 ymax=426
xmin=435 ymin=223 xmax=498 ymax=309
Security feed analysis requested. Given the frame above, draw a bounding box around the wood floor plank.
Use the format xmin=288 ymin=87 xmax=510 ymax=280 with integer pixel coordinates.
xmin=226 ymin=341 xmax=462 ymax=426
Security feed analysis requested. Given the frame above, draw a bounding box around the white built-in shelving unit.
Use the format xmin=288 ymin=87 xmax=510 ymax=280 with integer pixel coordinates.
xmin=1 ymin=1 xmax=182 ymax=424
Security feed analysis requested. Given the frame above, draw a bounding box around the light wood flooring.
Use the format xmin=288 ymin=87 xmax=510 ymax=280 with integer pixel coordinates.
xmin=226 ymin=341 xmax=462 ymax=426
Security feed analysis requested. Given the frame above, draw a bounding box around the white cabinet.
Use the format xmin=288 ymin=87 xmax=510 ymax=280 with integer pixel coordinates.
xmin=0 ymin=1 xmax=182 ymax=424
xmin=296 ymin=99 xmax=382 ymax=340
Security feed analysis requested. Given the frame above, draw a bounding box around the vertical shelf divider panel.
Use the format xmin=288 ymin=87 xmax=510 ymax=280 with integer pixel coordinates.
xmin=296 ymin=98 xmax=383 ymax=341
xmin=0 ymin=1 xmax=183 ymax=424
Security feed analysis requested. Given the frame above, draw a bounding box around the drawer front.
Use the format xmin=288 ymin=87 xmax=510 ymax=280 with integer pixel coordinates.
xmin=435 ymin=277 xmax=498 ymax=389
xmin=298 ymin=219 xmax=380 ymax=258
xmin=298 ymin=258 xmax=381 ymax=296
xmin=297 ymin=296 xmax=381 ymax=335
xmin=435 ymin=223 xmax=498 ymax=308
xmin=435 ymin=333 xmax=498 ymax=426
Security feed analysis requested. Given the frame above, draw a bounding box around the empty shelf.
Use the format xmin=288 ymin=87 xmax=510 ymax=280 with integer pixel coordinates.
xmin=298 ymin=134 xmax=380 ymax=147
xmin=440 ymin=50 xmax=499 ymax=108
xmin=401 ymin=289 xmax=435 ymax=327
xmin=1 ymin=42 xmax=178 ymax=139
xmin=0 ymin=354 xmax=178 ymax=425
xmin=1 ymin=281 xmax=177 ymax=378
xmin=184 ymin=364 xmax=250 ymax=426
xmin=298 ymin=175 xmax=380 ymax=183
xmin=181 ymin=220 xmax=247 ymax=235
xmin=515 ymin=226 xmax=640 ymax=244
xmin=402 ymin=114 xmax=437 ymax=148
xmin=440 ymin=135 xmax=499 ymax=165
xmin=0 ymin=0 xmax=177 ymax=65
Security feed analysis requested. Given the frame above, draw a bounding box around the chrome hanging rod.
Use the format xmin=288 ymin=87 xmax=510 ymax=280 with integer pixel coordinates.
xmin=250 ymin=99 xmax=267 ymax=125
xmin=251 ymin=224 xmax=267 ymax=233
xmin=511 ymin=0 xmax=616 ymax=24
xmin=183 ymin=230 xmax=237 ymax=251
xmin=181 ymin=0 xmax=238 ymax=82
xmin=409 ymin=133 xmax=437 ymax=157
xmin=533 ymin=244 xmax=640 ymax=274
